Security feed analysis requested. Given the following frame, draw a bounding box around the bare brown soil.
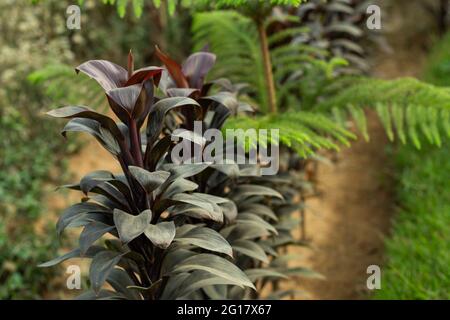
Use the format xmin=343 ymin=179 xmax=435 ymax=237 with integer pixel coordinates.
xmin=280 ymin=34 xmax=427 ymax=299
xmin=284 ymin=113 xmax=394 ymax=299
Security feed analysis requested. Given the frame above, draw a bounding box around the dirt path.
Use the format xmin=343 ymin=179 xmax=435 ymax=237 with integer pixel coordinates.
xmin=284 ymin=36 xmax=427 ymax=299
xmin=288 ymin=114 xmax=394 ymax=299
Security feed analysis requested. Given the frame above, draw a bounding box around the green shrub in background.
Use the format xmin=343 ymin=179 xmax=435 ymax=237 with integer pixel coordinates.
xmin=0 ymin=0 xmax=74 ymax=299
xmin=375 ymin=32 xmax=450 ymax=300
xmin=423 ymin=32 xmax=450 ymax=87
xmin=0 ymin=91 xmax=64 ymax=299
xmin=375 ymin=143 xmax=450 ymax=299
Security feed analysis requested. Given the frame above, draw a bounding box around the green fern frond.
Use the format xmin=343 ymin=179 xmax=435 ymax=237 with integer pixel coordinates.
xmin=317 ymin=77 xmax=450 ymax=148
xmin=224 ymin=111 xmax=356 ymax=157
xmin=192 ymin=11 xmax=267 ymax=110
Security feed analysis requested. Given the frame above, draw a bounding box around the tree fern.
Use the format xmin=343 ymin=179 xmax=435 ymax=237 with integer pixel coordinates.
xmin=192 ymin=11 xmax=266 ymax=110
xmin=224 ymin=111 xmax=357 ymax=157
xmin=316 ymin=77 xmax=450 ymax=148
xmin=78 ymin=0 xmax=304 ymax=18
xmin=193 ymin=9 xmax=450 ymax=153
xmin=192 ymin=10 xmax=329 ymax=113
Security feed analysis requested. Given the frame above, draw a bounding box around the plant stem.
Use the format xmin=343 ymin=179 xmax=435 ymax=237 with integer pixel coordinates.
xmin=129 ymin=119 xmax=144 ymax=167
xmin=256 ymin=20 xmax=277 ymax=114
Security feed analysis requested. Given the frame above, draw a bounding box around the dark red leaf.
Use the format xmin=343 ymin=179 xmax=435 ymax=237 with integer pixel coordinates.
xmin=154 ymin=46 xmax=189 ymax=88
xmin=126 ymin=66 xmax=163 ymax=87
xmin=182 ymin=52 xmax=216 ymax=89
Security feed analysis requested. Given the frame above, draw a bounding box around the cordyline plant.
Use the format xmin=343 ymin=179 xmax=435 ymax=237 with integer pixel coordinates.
xmin=39 ymin=52 xmax=257 ymax=299
xmin=154 ymin=47 xmax=319 ymax=299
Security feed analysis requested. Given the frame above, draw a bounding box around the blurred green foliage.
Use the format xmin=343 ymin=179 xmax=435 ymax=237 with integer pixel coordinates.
xmin=423 ymin=31 xmax=450 ymax=87
xmin=0 ymin=0 xmax=77 ymax=299
xmin=375 ymin=142 xmax=450 ymax=299
xmin=375 ymin=32 xmax=450 ymax=300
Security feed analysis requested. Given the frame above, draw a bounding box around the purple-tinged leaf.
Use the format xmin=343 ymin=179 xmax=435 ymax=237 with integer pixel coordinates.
xmin=106 ymin=268 xmax=141 ymax=300
xmin=127 ymin=50 xmax=134 ymax=79
xmin=76 ymin=60 xmax=127 ymax=91
xmin=90 ymin=250 xmax=126 ymax=294
xmin=134 ymin=79 xmax=154 ymax=128
xmin=106 ymin=83 xmax=142 ymax=116
xmin=128 ymin=166 xmax=170 ymax=194
xmin=126 ymin=66 xmax=163 ymax=87
xmin=174 ymin=226 xmax=233 ymax=257
xmin=79 ymin=221 xmax=115 ymax=255
xmin=38 ymin=246 xmax=105 ymax=268
xmin=146 ymin=96 xmax=200 ymax=148
xmin=144 ymin=221 xmax=176 ymax=249
xmin=56 ymin=202 xmax=111 ymax=236
xmin=47 ymin=106 xmax=124 ymax=142
xmin=113 ymin=209 xmax=152 ymax=243
xmin=166 ymin=88 xmax=200 ymax=99
xmin=182 ymin=52 xmax=216 ymax=89
xmin=61 ymin=118 xmax=121 ymax=156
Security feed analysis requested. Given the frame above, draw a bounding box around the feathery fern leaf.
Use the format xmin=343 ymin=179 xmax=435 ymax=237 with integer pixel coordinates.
xmin=192 ymin=11 xmax=265 ymax=109
xmin=224 ymin=111 xmax=357 ymax=157
xmin=316 ymin=77 xmax=450 ymax=148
